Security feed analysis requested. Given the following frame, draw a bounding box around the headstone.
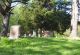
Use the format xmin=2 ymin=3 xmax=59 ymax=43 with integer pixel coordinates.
xmin=28 ymin=31 xmax=32 ymax=37
xmin=38 ymin=29 xmax=41 ymax=37
xmin=23 ymin=34 xmax=27 ymax=37
xmin=9 ymin=25 xmax=20 ymax=40
xmin=31 ymin=30 xmax=36 ymax=37
xmin=43 ymin=31 xmax=50 ymax=37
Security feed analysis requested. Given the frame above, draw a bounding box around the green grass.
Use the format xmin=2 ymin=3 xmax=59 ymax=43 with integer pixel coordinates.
xmin=0 ymin=37 xmax=80 ymax=55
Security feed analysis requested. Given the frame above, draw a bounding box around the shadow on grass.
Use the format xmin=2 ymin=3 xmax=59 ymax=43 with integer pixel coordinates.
xmin=0 ymin=37 xmax=80 ymax=55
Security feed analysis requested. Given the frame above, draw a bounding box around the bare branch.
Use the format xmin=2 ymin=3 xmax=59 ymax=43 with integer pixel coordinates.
xmin=0 ymin=4 xmax=5 ymax=15
xmin=2 ymin=1 xmax=7 ymax=6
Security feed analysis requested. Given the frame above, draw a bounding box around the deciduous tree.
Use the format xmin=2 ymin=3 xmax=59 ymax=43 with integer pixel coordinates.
xmin=70 ymin=0 xmax=78 ymax=39
xmin=0 ymin=0 xmax=29 ymax=36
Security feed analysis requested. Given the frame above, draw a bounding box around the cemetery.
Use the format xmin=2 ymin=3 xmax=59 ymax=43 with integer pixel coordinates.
xmin=0 ymin=0 xmax=80 ymax=55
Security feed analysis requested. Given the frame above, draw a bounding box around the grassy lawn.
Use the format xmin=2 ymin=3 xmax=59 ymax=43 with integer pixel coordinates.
xmin=0 ymin=37 xmax=80 ymax=55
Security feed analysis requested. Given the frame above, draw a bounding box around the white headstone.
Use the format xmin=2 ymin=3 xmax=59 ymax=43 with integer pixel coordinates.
xmin=31 ymin=30 xmax=36 ymax=37
xmin=9 ymin=25 xmax=20 ymax=40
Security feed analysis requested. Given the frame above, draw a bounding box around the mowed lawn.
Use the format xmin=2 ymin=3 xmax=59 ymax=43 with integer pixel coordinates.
xmin=0 ymin=37 xmax=80 ymax=55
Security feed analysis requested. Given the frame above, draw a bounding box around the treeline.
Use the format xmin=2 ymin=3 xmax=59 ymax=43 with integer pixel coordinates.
xmin=0 ymin=0 xmax=71 ymax=36
xmin=9 ymin=0 xmax=71 ymax=36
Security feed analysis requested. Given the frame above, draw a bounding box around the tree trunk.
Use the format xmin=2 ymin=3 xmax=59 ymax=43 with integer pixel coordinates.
xmin=70 ymin=0 xmax=78 ymax=39
xmin=1 ymin=13 xmax=10 ymax=36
